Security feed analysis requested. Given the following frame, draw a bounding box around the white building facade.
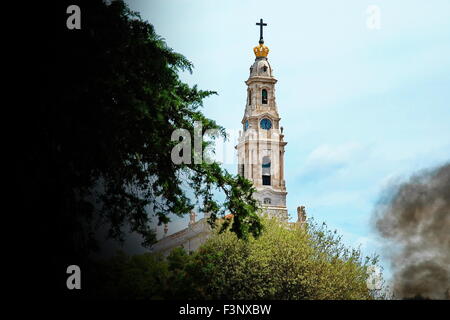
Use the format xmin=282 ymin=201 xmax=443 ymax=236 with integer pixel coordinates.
xmin=151 ymin=211 xmax=211 ymax=257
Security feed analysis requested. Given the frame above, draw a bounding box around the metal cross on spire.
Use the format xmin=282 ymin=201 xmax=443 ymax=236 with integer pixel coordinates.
xmin=256 ymin=18 xmax=267 ymax=43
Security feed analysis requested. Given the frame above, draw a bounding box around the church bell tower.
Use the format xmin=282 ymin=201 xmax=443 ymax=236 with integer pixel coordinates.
xmin=236 ymin=19 xmax=288 ymax=221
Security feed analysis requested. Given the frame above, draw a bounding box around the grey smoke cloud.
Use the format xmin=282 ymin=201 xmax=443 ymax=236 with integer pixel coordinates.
xmin=373 ymin=163 xmax=450 ymax=300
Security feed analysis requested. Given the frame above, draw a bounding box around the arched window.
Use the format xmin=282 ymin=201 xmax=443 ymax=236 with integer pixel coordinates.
xmin=262 ymin=156 xmax=271 ymax=185
xmin=263 ymin=198 xmax=271 ymax=204
xmin=262 ymin=89 xmax=268 ymax=104
xmin=248 ymin=89 xmax=252 ymax=105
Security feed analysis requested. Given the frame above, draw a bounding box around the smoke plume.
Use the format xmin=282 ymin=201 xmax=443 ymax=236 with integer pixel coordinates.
xmin=373 ymin=163 xmax=450 ymax=300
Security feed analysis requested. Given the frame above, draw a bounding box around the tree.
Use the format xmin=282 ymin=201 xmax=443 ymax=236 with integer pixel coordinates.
xmin=86 ymin=251 xmax=169 ymax=299
xmin=34 ymin=1 xmax=261 ymax=256
xmin=25 ymin=0 xmax=262 ymax=297
xmin=189 ymin=217 xmax=380 ymax=299
xmin=89 ymin=217 xmax=383 ymax=300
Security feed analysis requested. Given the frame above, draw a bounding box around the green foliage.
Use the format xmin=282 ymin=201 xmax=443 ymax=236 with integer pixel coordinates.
xmin=90 ymin=217 xmax=382 ymax=300
xmin=192 ymin=217 xmax=379 ymax=299
xmin=88 ymin=251 xmax=169 ymax=299
xmin=35 ymin=0 xmax=262 ymax=258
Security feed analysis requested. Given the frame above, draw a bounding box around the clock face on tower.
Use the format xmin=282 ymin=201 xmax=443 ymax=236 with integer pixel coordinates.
xmin=244 ymin=120 xmax=249 ymax=131
xmin=260 ymin=118 xmax=272 ymax=130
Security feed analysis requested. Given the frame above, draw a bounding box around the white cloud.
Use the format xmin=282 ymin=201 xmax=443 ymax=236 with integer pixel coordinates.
xmin=292 ymin=142 xmax=372 ymax=181
xmin=304 ymin=190 xmax=364 ymax=207
xmin=304 ymin=142 xmax=366 ymax=167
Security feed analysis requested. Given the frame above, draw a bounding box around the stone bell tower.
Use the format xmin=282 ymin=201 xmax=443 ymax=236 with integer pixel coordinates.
xmin=236 ymin=19 xmax=288 ymax=221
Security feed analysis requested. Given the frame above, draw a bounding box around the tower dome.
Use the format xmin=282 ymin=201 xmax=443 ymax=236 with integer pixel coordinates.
xmin=249 ymin=57 xmax=273 ymax=78
xmin=251 ymin=18 xmax=272 ymax=78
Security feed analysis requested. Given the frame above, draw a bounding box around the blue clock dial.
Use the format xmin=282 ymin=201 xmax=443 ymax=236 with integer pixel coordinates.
xmin=260 ymin=118 xmax=272 ymax=130
xmin=244 ymin=120 xmax=249 ymax=131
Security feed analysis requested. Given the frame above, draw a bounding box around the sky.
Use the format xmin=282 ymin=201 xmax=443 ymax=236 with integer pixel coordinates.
xmin=124 ymin=0 xmax=450 ymax=279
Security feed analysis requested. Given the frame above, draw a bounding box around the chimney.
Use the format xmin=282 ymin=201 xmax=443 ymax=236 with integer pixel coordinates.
xmin=189 ymin=210 xmax=197 ymax=227
xmin=297 ymin=206 xmax=307 ymax=224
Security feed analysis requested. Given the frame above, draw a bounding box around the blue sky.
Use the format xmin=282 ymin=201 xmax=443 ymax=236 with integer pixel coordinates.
xmin=125 ymin=0 xmax=450 ymax=278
